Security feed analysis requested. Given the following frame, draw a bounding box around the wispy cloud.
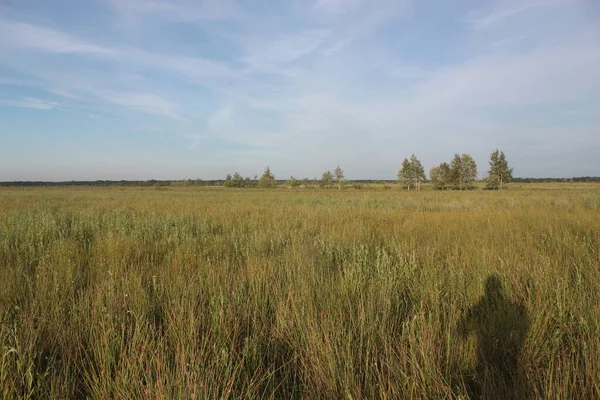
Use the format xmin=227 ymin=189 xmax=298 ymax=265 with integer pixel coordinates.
xmin=1 ymin=20 xmax=237 ymax=82
xmin=467 ymin=0 xmax=566 ymax=29
xmin=0 ymin=97 xmax=58 ymax=110
xmin=0 ymin=20 xmax=115 ymax=55
xmin=487 ymin=36 xmax=526 ymax=48
xmin=0 ymin=19 xmax=236 ymax=118
xmin=107 ymin=0 xmax=243 ymax=22
xmin=242 ymin=29 xmax=332 ymax=73
xmin=410 ymin=43 xmax=600 ymax=108
xmin=134 ymin=127 xmax=165 ymax=132
xmin=207 ymin=104 xmax=233 ymax=128
xmin=1 ymin=0 xmax=599 ymax=179
xmin=97 ymin=91 xmax=185 ymax=120
xmin=313 ymin=0 xmax=362 ymax=18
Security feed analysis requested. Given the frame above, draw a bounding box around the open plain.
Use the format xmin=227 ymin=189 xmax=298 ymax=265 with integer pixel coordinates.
xmin=1 ymin=184 xmax=599 ymax=399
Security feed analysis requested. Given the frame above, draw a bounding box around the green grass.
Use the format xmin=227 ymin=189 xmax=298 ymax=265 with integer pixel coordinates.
xmin=1 ymin=185 xmax=599 ymax=399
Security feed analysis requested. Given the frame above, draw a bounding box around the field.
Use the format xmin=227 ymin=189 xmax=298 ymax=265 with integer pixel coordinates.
xmin=1 ymin=184 xmax=599 ymax=399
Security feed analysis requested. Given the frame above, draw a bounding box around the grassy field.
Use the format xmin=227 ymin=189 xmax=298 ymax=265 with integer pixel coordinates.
xmin=1 ymin=184 xmax=599 ymax=399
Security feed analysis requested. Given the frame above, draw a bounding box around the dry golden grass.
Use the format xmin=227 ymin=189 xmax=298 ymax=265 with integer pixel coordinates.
xmin=1 ymin=184 xmax=599 ymax=399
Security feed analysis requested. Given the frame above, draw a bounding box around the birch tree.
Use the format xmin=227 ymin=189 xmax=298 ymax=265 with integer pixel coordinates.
xmin=486 ymin=149 xmax=513 ymax=190
xmin=398 ymin=155 xmax=425 ymax=190
xmin=334 ymin=165 xmax=345 ymax=190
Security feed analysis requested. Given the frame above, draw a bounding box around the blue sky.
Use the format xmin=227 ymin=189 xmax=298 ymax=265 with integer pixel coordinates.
xmin=0 ymin=0 xmax=599 ymax=180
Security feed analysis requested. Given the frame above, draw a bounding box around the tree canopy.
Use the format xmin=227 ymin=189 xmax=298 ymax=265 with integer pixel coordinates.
xmin=334 ymin=165 xmax=345 ymax=190
xmin=397 ymin=155 xmax=426 ymax=190
xmin=486 ymin=150 xmax=513 ymax=190
xmin=258 ymin=167 xmax=276 ymax=188
xmin=431 ymin=154 xmax=477 ymax=190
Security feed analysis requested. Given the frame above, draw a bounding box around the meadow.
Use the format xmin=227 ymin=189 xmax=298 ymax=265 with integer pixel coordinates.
xmin=1 ymin=184 xmax=599 ymax=399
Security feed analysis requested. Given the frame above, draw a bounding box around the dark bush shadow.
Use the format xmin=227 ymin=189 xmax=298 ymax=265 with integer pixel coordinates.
xmin=459 ymin=274 xmax=530 ymax=399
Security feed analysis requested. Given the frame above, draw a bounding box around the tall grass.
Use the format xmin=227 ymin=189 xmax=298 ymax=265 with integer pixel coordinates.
xmin=1 ymin=186 xmax=599 ymax=399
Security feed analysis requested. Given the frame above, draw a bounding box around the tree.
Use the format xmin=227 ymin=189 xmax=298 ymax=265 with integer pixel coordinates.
xmin=430 ymin=166 xmax=441 ymax=187
xmin=486 ymin=149 xmax=513 ymax=190
xmin=232 ymin=172 xmax=243 ymax=188
xmin=450 ymin=154 xmax=477 ymax=190
xmin=397 ymin=155 xmax=426 ymax=190
xmin=459 ymin=154 xmax=478 ymax=190
xmin=449 ymin=154 xmax=462 ymax=189
xmin=224 ymin=173 xmax=245 ymax=188
xmin=224 ymin=173 xmax=233 ymax=187
xmin=289 ymin=176 xmax=300 ymax=188
xmin=430 ymin=162 xmax=452 ymax=190
xmin=258 ymin=166 xmax=276 ymax=188
xmin=320 ymin=170 xmax=333 ymax=189
xmin=397 ymin=158 xmax=413 ymax=190
xmin=410 ymin=154 xmax=426 ymax=190
xmin=334 ymin=165 xmax=345 ymax=190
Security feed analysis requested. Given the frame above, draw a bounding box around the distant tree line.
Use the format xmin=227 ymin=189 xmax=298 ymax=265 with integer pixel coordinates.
xmin=1 ymin=150 xmax=598 ymax=187
xmin=3 ymin=176 xmax=600 ymax=187
xmin=512 ymin=177 xmax=600 ymax=183
xmin=219 ymin=150 xmax=514 ymax=191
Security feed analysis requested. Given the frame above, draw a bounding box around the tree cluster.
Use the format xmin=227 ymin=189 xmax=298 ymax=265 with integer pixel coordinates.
xmin=223 ymin=167 xmax=277 ymax=188
xmin=397 ymin=155 xmax=426 ymax=190
xmin=319 ymin=166 xmax=345 ymax=189
xmin=429 ymin=154 xmax=478 ymax=190
xmin=224 ymin=172 xmax=254 ymax=188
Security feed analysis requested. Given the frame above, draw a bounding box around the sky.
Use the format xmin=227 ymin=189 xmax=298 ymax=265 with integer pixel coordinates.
xmin=0 ymin=0 xmax=599 ymax=181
